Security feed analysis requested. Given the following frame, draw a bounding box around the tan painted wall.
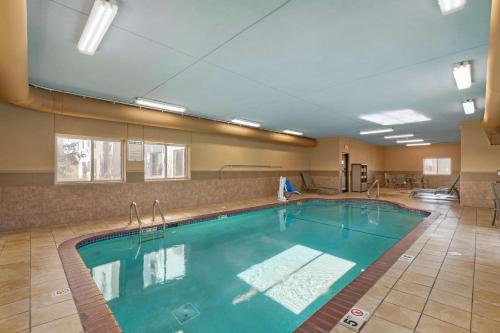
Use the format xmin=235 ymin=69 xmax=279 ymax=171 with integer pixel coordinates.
xmin=384 ymin=144 xmax=461 ymax=172
xmin=0 ymin=101 xmax=312 ymax=174
xmin=338 ymin=137 xmax=385 ymax=171
xmin=309 ymin=137 xmax=340 ymax=171
xmin=460 ymin=119 xmax=500 ymax=172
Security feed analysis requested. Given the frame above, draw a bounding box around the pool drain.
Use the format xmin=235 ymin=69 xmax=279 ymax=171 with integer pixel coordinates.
xmin=172 ymin=303 xmax=200 ymax=325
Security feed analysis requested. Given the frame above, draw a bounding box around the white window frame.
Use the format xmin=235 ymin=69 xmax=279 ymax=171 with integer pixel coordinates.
xmin=55 ymin=134 xmax=124 ymax=184
xmin=422 ymin=157 xmax=452 ymax=176
xmin=143 ymin=142 xmax=189 ymax=181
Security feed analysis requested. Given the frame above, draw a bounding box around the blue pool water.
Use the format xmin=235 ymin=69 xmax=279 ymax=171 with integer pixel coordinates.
xmin=78 ymin=200 xmax=427 ymax=333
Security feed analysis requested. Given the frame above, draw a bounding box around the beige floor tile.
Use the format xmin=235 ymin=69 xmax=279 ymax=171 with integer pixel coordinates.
xmin=393 ymin=280 xmax=431 ymax=298
xmin=423 ymin=300 xmax=471 ymax=329
xmin=361 ymin=316 xmax=412 ymax=333
xmin=416 ymin=314 xmax=469 ymax=333
xmin=31 ymin=299 xmax=77 ymax=327
xmin=407 ymin=263 xmax=440 ymax=277
xmin=31 ymin=314 xmax=83 ymax=333
xmin=0 ymin=287 xmax=29 ymax=307
xmin=0 ymin=298 xmax=29 ymax=321
xmin=474 ymin=289 xmax=500 ymax=307
xmin=374 ymin=302 xmax=420 ymax=329
xmin=385 ymin=289 xmax=427 ymax=312
xmin=428 ymin=288 xmax=472 ymax=312
xmin=472 ymin=314 xmax=500 ymax=333
xmin=437 ymin=270 xmax=473 ymax=286
xmin=434 ymin=277 xmax=473 ymax=298
xmin=473 ymin=301 xmax=500 ymax=322
xmin=400 ymin=270 xmax=435 ymax=287
xmin=0 ymin=311 xmax=29 ymax=332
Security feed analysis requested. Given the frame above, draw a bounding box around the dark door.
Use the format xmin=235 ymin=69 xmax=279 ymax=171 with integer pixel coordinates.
xmin=341 ymin=153 xmax=349 ymax=192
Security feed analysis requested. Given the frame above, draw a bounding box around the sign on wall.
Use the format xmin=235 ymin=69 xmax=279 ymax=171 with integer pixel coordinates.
xmin=128 ymin=140 xmax=143 ymax=161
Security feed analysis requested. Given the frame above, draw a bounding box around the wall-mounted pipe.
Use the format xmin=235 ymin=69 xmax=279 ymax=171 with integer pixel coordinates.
xmin=0 ymin=0 xmax=316 ymax=148
xmin=484 ymin=0 xmax=500 ymax=145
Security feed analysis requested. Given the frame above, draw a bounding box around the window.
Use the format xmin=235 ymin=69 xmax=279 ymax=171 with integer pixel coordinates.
xmin=144 ymin=143 xmax=187 ymax=180
xmin=56 ymin=136 xmax=123 ymax=183
xmin=423 ymin=158 xmax=451 ymax=175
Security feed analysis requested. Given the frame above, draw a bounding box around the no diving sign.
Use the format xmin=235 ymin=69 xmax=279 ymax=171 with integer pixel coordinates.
xmin=340 ymin=307 xmax=370 ymax=331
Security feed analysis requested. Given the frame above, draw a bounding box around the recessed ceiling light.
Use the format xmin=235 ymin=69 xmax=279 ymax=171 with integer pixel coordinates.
xmin=384 ymin=134 xmax=415 ymax=139
xmin=360 ymin=128 xmax=394 ymax=135
xmin=397 ymin=139 xmax=424 ymax=144
xmin=283 ymin=129 xmax=303 ymax=136
xmin=438 ymin=0 xmax=467 ymax=15
xmin=462 ymin=99 xmax=475 ymax=114
xmin=359 ymin=109 xmax=431 ymax=125
xmin=453 ymin=61 xmax=472 ymax=90
xmin=78 ymin=0 xmax=118 ymax=56
xmin=231 ymin=118 xmax=261 ymax=128
xmin=135 ymin=98 xmax=186 ymax=113
xmin=407 ymin=142 xmax=431 ymax=146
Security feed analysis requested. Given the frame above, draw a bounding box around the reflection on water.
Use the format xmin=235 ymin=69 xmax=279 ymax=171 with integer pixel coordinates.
xmin=92 ymin=260 xmax=120 ymax=301
xmin=237 ymin=245 xmax=355 ymax=314
xmin=143 ymin=244 xmax=186 ymax=288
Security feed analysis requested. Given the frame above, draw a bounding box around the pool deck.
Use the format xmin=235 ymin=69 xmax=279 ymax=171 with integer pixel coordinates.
xmin=0 ymin=189 xmax=499 ymax=333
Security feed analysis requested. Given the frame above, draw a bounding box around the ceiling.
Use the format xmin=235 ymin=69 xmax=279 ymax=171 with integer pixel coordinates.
xmin=27 ymin=0 xmax=491 ymax=146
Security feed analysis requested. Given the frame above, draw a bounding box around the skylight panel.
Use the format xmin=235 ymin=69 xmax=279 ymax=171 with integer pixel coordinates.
xmin=359 ymin=109 xmax=431 ymax=126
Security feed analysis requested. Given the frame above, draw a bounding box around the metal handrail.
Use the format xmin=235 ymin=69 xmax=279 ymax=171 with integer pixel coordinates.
xmin=129 ymin=202 xmax=143 ymax=239
xmin=152 ymin=200 xmax=167 ymax=234
xmin=367 ymin=180 xmax=380 ymax=199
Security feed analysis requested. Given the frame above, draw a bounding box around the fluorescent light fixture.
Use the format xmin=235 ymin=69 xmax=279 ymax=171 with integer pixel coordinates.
xmin=438 ymin=0 xmax=467 ymax=15
xmin=462 ymin=99 xmax=475 ymax=114
xmin=135 ymin=98 xmax=186 ymax=113
xmin=396 ymin=138 xmax=424 ymax=144
xmin=283 ymin=129 xmax=303 ymax=136
xmin=78 ymin=0 xmax=118 ymax=56
xmin=453 ymin=61 xmax=472 ymax=90
xmin=384 ymin=134 xmax=414 ymax=139
xmin=231 ymin=118 xmax=261 ymax=128
xmin=406 ymin=142 xmax=431 ymax=147
xmin=359 ymin=128 xmax=393 ymax=135
xmin=359 ymin=109 xmax=431 ymax=125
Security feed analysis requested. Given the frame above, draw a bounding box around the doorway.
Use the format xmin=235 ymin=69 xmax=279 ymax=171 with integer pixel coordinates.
xmin=341 ymin=153 xmax=349 ymax=192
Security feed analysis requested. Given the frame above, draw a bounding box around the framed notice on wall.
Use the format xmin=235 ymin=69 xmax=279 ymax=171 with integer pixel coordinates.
xmin=128 ymin=140 xmax=143 ymax=161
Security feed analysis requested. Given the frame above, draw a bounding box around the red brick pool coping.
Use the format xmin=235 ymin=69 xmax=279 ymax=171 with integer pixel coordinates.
xmin=57 ymin=198 xmax=439 ymax=333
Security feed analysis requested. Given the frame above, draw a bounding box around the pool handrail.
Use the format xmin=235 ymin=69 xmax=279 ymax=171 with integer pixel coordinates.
xmin=129 ymin=202 xmax=143 ymax=241
xmin=367 ymin=179 xmax=380 ymax=199
xmin=152 ymin=200 xmax=167 ymax=235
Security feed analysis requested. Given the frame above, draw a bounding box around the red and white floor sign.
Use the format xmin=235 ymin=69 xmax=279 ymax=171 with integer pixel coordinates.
xmin=340 ymin=307 xmax=370 ymax=331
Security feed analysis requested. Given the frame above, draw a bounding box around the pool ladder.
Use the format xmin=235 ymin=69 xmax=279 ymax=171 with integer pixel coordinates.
xmin=367 ymin=180 xmax=380 ymax=199
xmin=129 ymin=200 xmax=167 ymax=243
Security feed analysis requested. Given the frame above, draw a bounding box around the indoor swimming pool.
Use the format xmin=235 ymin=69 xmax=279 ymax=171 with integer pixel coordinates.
xmin=78 ymin=200 xmax=428 ymax=333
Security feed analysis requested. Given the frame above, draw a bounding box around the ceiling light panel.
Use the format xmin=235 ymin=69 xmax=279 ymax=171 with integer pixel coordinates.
xmin=438 ymin=0 xmax=467 ymax=15
xmin=396 ymin=139 xmax=424 ymax=144
xmin=283 ymin=129 xmax=303 ymax=136
xmin=462 ymin=99 xmax=475 ymax=114
xmin=453 ymin=61 xmax=472 ymax=90
xmin=359 ymin=128 xmax=394 ymax=135
xmin=135 ymin=98 xmax=186 ymax=112
xmin=359 ymin=109 xmax=431 ymax=126
xmin=231 ymin=119 xmax=261 ymax=128
xmin=78 ymin=0 xmax=118 ymax=56
xmin=384 ymin=134 xmax=414 ymax=139
xmin=406 ymin=142 xmax=431 ymax=146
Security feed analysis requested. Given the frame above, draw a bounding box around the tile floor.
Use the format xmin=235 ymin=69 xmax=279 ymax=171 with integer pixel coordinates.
xmin=0 ymin=189 xmax=498 ymax=333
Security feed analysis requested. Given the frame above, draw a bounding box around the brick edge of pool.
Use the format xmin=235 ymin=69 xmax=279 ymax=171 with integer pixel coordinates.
xmin=57 ymin=198 xmax=439 ymax=333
